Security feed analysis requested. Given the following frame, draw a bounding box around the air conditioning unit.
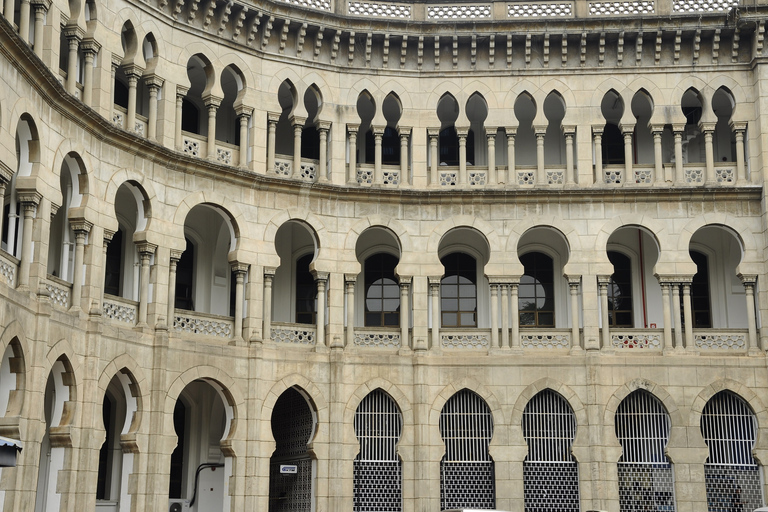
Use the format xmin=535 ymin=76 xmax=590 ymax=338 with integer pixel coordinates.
xmin=168 ymin=499 xmax=190 ymax=512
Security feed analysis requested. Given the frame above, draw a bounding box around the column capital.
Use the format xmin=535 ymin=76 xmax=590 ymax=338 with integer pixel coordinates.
xmin=534 ymin=126 xmax=547 ymax=137
xmin=264 ymin=266 xmax=276 ymax=279
xmin=268 ymin=112 xmax=281 ymax=124
xmin=397 ymin=126 xmax=412 ymax=137
xmin=346 ymin=123 xmax=360 ymax=135
xmin=371 ymin=124 xmax=386 ymax=136
xmin=592 ymin=125 xmax=604 ymax=136
xmin=565 ymin=274 xmax=582 ymax=286
xmin=504 ymin=126 xmax=518 ymax=136
xmin=397 ymin=275 xmax=412 ymax=286
xmin=103 ymin=229 xmax=116 ymax=244
xmin=143 ymin=73 xmax=165 ymax=89
xmin=597 ymin=275 xmax=612 ymax=286
xmin=290 ymin=115 xmax=307 ymax=127
xmin=30 ymin=0 xmax=52 ymax=10
xmin=0 ymin=160 xmax=13 ymax=184
xmin=428 ymin=276 xmax=442 ymax=287
xmin=69 ymin=218 xmax=93 ymax=234
xmin=136 ymin=242 xmax=157 ymax=256
xmin=111 ymin=52 xmax=123 ymax=71
xmin=456 ymin=126 xmax=470 ymax=138
xmin=230 ymin=261 xmax=249 ymax=274
xmin=650 ymin=124 xmax=665 ymax=135
xmin=80 ymin=37 xmax=101 ymax=55
xmin=562 ymin=125 xmax=576 ymax=136
xmin=671 ymin=123 xmax=686 ymax=133
xmin=344 ymin=273 xmax=357 ymax=284
xmin=235 ymin=105 xmax=254 ymax=118
xmin=17 ymin=190 xmax=42 ymax=206
xmin=121 ymin=63 xmax=144 ymax=79
xmin=655 ymin=274 xmax=693 ymax=285
xmin=619 ymin=122 xmax=636 ymax=134
xmin=486 ymin=130 xmax=497 ymax=141
xmin=738 ymin=273 xmax=758 ymax=286
xmin=698 ymin=121 xmax=717 ymax=134
xmin=311 ymin=270 xmax=329 ymax=282
xmin=427 ymin=127 xmax=441 ymax=138
xmin=202 ymin=94 xmax=222 ymax=109
xmin=176 ymin=85 xmax=190 ymax=99
xmin=317 ymin=120 xmax=332 ymax=132
xmin=170 ymin=249 xmax=183 ymax=262
xmin=62 ymin=25 xmax=85 ymax=41
xmin=729 ymin=121 xmax=747 ymax=133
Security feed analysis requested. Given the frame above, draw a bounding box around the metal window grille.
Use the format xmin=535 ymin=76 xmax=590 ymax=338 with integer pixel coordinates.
xmin=269 ymin=388 xmax=316 ymax=512
xmin=615 ymin=390 xmax=676 ymax=512
xmin=701 ymin=391 xmax=765 ymax=511
xmin=439 ymin=389 xmax=495 ymax=510
xmin=353 ymin=389 xmax=403 ymax=512
xmin=522 ymin=390 xmax=580 ymax=511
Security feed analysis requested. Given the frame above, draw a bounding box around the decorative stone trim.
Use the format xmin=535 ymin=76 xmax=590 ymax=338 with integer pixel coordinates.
xmin=508 ymin=2 xmax=572 ymax=17
xmin=694 ymin=332 xmax=747 ymax=350
xmin=612 ymin=332 xmax=662 ymax=349
xmin=427 ymin=4 xmax=492 ymax=19
xmin=521 ymin=333 xmax=570 ymax=349
xmin=174 ymin=311 xmax=233 ymax=337
xmin=0 ymin=252 xmax=17 ymax=287
xmin=43 ymin=277 xmax=71 ymax=308
xmin=276 ymin=0 xmax=331 ymax=10
xmin=103 ymin=296 xmax=137 ymax=324
xmin=354 ymin=330 xmax=401 ymax=347
xmin=589 ymin=1 xmax=655 ymax=15
xmin=673 ymin=0 xmax=738 ymax=12
xmin=442 ymin=332 xmax=490 ymax=348
xmin=348 ymin=1 xmax=411 ymax=18
xmin=271 ymin=326 xmax=316 ymax=344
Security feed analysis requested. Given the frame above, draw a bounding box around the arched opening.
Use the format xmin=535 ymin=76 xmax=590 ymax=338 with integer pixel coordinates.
xmin=632 ymin=90 xmax=654 ymax=167
xmin=274 ymin=80 xmax=297 ymax=161
xmin=4 ymin=115 xmax=39 ymax=262
xmin=514 ymin=93 xmax=536 ymax=168
xmin=105 ymin=182 xmax=148 ymax=301
xmin=681 ymin=88 xmax=704 ymax=164
xmin=301 ymin=86 xmax=322 ymax=161
xmin=382 ymin=93 xmax=403 ymax=166
xmin=701 ymin=391 xmax=764 ymax=510
xmin=182 ymin=55 xmax=213 ymax=137
xmin=543 ymin=92 xmax=566 ymax=166
xmin=437 ymin=94 xmax=460 ymax=166
xmin=0 ymin=339 xmax=24 ymax=422
xmin=47 ymin=154 xmax=83 ymax=282
xmin=273 ymin=221 xmax=319 ymax=326
xmin=601 ymin=90 xmax=625 ymax=166
xmin=355 ymin=226 xmax=402 ymax=330
xmin=523 ymin=390 xmax=579 ymax=511
xmin=268 ymin=387 xmax=317 ymax=512
xmin=615 ymin=390 xmax=675 ymax=511
xmin=438 ymin=228 xmax=490 ymax=330
xmin=353 ymin=389 xmax=403 ymax=511
xmin=217 ymin=66 xmax=245 ymax=146
xmin=356 ymin=91 xmax=376 ymax=166
xmin=168 ymin=380 xmax=233 ymax=511
xmin=439 ymin=389 xmax=494 ymax=510
xmin=712 ymin=87 xmax=736 ymax=163
xmin=465 ymin=93 xmax=486 ymax=166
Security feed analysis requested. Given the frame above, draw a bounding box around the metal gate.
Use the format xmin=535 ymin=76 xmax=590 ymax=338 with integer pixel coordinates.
xmin=522 ymin=389 xmax=580 ymax=511
xmin=615 ymin=389 xmax=676 ymax=512
xmin=353 ymin=389 xmax=403 ymax=512
xmin=701 ymin=390 xmax=764 ymax=512
xmin=439 ymin=389 xmax=495 ymax=510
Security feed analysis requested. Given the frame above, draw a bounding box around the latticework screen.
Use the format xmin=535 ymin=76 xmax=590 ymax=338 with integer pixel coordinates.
xmin=439 ymin=389 xmax=495 ymax=510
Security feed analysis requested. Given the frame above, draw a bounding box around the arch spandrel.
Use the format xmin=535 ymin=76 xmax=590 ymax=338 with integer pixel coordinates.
xmin=426 ymin=216 xmax=502 ymax=272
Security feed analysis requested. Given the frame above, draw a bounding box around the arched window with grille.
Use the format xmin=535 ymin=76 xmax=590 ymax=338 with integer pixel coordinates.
xmin=615 ymin=390 xmax=676 ymax=512
xmin=701 ymin=391 xmax=764 ymax=511
xmin=522 ymin=390 xmax=579 ymax=511
xmin=439 ymin=389 xmax=494 ymax=510
xmin=269 ymin=387 xmax=316 ymax=512
xmin=353 ymin=389 xmax=403 ymax=512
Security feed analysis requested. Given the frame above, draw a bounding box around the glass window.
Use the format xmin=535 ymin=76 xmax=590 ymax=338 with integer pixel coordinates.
xmin=608 ymin=251 xmax=633 ymax=327
xmin=440 ymin=252 xmax=477 ymax=328
xmin=295 ymin=254 xmax=317 ymax=324
xmin=519 ymin=252 xmax=555 ymax=327
xmin=364 ymin=253 xmax=400 ymax=327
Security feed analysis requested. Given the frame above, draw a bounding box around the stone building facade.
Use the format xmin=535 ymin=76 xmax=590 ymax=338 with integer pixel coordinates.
xmin=0 ymin=0 xmax=768 ymax=510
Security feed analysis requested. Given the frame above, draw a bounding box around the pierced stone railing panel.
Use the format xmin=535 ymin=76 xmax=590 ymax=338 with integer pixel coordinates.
xmin=517 ymin=170 xmax=535 ymax=185
xmin=275 ymin=158 xmax=292 ymax=176
xmin=442 ymin=330 xmax=490 ymax=348
xmin=439 ymin=171 xmax=458 ymax=186
xmin=684 ymin=167 xmax=704 ymax=184
xmin=134 ymin=116 xmax=148 ymax=137
xmin=634 ymin=168 xmax=652 ymax=184
xmin=217 ymin=148 xmax=233 ymax=165
xmin=299 ymin=161 xmax=317 ymax=181
xmin=276 ymin=0 xmax=331 ymax=11
xmin=103 ymin=295 xmax=137 ymax=324
xmin=357 ymin=167 xmax=373 ymax=184
xmin=673 ymin=0 xmax=738 ymax=12
xmin=469 ymin=170 xmax=487 ymax=186
xmin=0 ymin=251 xmax=18 ymax=287
xmin=589 ymin=0 xmax=655 ymax=15
xmin=383 ymin=169 xmax=400 ymax=185
xmin=694 ymin=331 xmax=747 ymax=350
xmin=348 ymin=1 xmax=411 ymax=18
xmin=612 ymin=331 xmax=662 ymax=349
xmin=715 ymin=166 xmax=735 ymax=183
xmin=508 ymin=2 xmax=573 ymax=17
xmin=427 ymin=4 xmax=492 ymax=19
xmin=271 ymin=324 xmax=316 ymax=345
xmin=43 ymin=277 xmax=71 ymax=308
xmin=354 ymin=329 xmax=401 ymax=348
xmin=604 ymin=167 xmax=622 ymax=184
xmin=174 ymin=310 xmax=233 ymax=338
xmin=546 ymin=170 xmax=564 ymax=185
xmin=521 ymin=331 xmax=570 ymax=349
xmin=182 ymin=136 xmax=201 ymax=158
xmin=112 ymin=111 xmax=125 ymax=128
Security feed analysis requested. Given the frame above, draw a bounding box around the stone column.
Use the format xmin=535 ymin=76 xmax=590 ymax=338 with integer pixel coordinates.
xmin=3 ymin=0 xmax=14 ymax=27
xmin=428 ymin=128 xmax=439 ymax=185
xmin=123 ymin=65 xmax=143 ymax=133
xmin=31 ymin=0 xmax=50 ymax=58
xmin=204 ymin=95 xmax=222 ymax=160
xmin=598 ymin=277 xmax=610 ymax=349
xmin=347 ymin=124 xmax=359 ymax=184
xmin=429 ymin=277 xmax=440 ymax=349
xmin=69 ymin=220 xmax=92 ymax=310
xmin=564 ymin=127 xmax=575 ymax=185
xmin=671 ymin=283 xmax=684 ymax=351
xmin=175 ymin=86 xmax=189 ymax=150
xmin=486 ymin=130 xmax=496 ymax=185
xmin=457 ymin=127 xmax=468 ymax=186
xmin=314 ymin=272 xmax=328 ymax=347
xmin=509 ymin=284 xmax=519 ymax=350
xmin=701 ymin=123 xmax=716 ymax=183
xmin=535 ymin=128 xmax=546 ymax=184
xmin=267 ymin=113 xmax=279 ymax=175
xmin=621 ymin=125 xmax=634 ymax=179
xmin=731 ymin=122 xmax=747 ymax=183
xmin=400 ymin=277 xmax=411 ymax=349
xmin=63 ymin=26 xmax=84 ymax=95
xmin=17 ymin=193 xmax=40 ymax=289
xmin=490 ymin=282 xmax=499 ymax=348
xmin=660 ymin=281 xmax=672 ymax=351
xmin=317 ymin=121 xmax=331 ymax=182
xmin=167 ymin=250 xmax=181 ymax=331
xmin=0 ymin=178 xmax=6 ymax=243
xmin=738 ymin=274 xmax=760 ymax=354
xmin=80 ymin=39 xmax=100 ymax=107
xmin=345 ymin=275 xmax=355 ymax=348
xmin=234 ymin=106 xmax=252 ymax=167
xmin=290 ymin=116 xmax=306 ymax=177
xmin=136 ymin=242 xmax=156 ymax=327
xmin=673 ymin=125 xmax=684 ymax=184
xmin=110 ymin=53 xmax=121 ymax=110
xmin=593 ymin=127 xmax=603 ymax=184
xmin=652 ymin=127 xmax=664 ymax=184
xmin=399 ymin=127 xmax=410 ymax=185
xmin=373 ymin=125 xmax=384 ymax=185
xmin=231 ymin=263 xmax=248 ymax=342
xmin=145 ymin=75 xmax=164 ymax=140
xmin=102 ymin=230 xmax=114 ymax=307
xmin=505 ymin=128 xmax=516 ymax=184
xmin=682 ymin=282 xmax=694 ymax=350
xmin=568 ymin=277 xmax=581 ymax=352
xmin=18 ymin=0 xmax=31 ymax=43
xmin=263 ymin=269 xmax=275 ymax=342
